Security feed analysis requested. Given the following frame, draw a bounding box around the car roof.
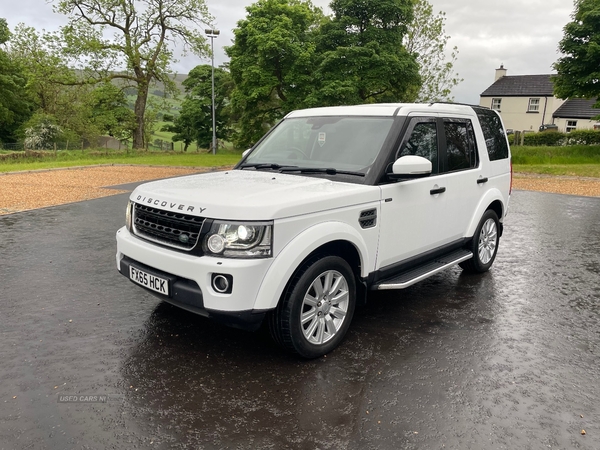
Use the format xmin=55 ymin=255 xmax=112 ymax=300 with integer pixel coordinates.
xmin=286 ymin=103 xmax=478 ymax=118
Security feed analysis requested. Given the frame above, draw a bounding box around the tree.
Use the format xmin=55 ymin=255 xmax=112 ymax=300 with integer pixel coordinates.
xmin=403 ymin=0 xmax=462 ymax=102
xmin=164 ymin=64 xmax=233 ymax=151
xmin=23 ymin=113 xmax=63 ymax=150
xmin=226 ymin=0 xmax=324 ymax=148
xmin=9 ymin=24 xmax=103 ymax=144
xmin=89 ymin=83 xmax=136 ymax=141
xmin=0 ymin=19 xmax=34 ymax=143
xmin=308 ymin=0 xmax=421 ymax=106
xmin=53 ymin=0 xmax=212 ymax=149
xmin=553 ymin=0 xmax=600 ymax=108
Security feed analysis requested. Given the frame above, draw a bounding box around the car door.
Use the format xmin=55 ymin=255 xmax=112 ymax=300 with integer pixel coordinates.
xmin=436 ymin=116 xmax=485 ymax=242
xmin=377 ymin=116 xmax=455 ymax=271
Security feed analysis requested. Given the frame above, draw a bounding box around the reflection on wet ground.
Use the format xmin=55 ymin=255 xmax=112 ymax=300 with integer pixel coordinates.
xmin=1 ymin=190 xmax=599 ymax=449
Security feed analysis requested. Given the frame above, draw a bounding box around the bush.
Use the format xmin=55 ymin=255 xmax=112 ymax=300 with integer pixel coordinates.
xmin=511 ymin=129 xmax=600 ymax=147
xmin=564 ymin=130 xmax=600 ymax=145
xmin=523 ymin=131 xmax=564 ymax=146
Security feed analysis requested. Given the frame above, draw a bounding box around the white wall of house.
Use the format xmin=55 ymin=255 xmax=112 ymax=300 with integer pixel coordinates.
xmin=553 ymin=117 xmax=600 ymax=133
xmin=480 ymin=96 xmax=565 ymax=132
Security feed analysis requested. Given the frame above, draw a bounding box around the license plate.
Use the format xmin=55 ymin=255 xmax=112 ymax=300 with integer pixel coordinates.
xmin=129 ymin=265 xmax=170 ymax=296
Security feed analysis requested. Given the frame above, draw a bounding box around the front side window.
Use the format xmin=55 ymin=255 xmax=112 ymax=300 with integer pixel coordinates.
xmin=528 ymin=98 xmax=540 ymax=112
xmin=566 ymin=120 xmax=577 ymax=132
xmin=491 ymin=98 xmax=502 ymax=111
xmin=444 ymin=120 xmax=478 ymax=172
xmin=397 ymin=120 xmax=439 ymax=174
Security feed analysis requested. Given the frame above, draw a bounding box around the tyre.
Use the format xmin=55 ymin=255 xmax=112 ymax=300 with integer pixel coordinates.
xmin=268 ymin=255 xmax=356 ymax=358
xmin=460 ymin=209 xmax=500 ymax=273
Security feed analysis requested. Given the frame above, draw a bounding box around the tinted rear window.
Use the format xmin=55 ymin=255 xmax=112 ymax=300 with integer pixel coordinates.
xmin=473 ymin=107 xmax=509 ymax=161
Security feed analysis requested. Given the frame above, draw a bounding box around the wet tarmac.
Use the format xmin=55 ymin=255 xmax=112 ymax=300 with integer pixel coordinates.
xmin=1 ymin=188 xmax=599 ymax=449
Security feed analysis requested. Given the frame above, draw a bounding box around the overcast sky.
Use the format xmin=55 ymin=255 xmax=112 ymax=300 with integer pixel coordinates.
xmin=2 ymin=0 xmax=575 ymax=104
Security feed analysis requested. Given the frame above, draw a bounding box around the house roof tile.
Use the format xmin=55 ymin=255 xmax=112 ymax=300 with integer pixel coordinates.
xmin=480 ymin=75 xmax=554 ymax=97
xmin=553 ymin=98 xmax=600 ymax=119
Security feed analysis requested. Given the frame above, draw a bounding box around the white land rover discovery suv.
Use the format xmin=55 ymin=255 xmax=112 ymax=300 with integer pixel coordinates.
xmin=116 ymin=103 xmax=511 ymax=358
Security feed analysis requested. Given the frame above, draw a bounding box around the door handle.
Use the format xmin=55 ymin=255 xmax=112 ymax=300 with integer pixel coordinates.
xmin=430 ymin=187 xmax=446 ymax=195
xmin=477 ymin=177 xmax=489 ymax=184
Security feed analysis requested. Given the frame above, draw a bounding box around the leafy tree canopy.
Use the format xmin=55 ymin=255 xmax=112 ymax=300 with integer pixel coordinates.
xmin=404 ymin=0 xmax=462 ymax=102
xmin=554 ymin=0 xmax=600 ymax=107
xmin=90 ymin=83 xmax=136 ymax=141
xmin=164 ymin=64 xmax=233 ymax=151
xmin=9 ymin=24 xmax=103 ymax=143
xmin=226 ymin=0 xmax=324 ymax=147
xmin=50 ymin=0 xmax=212 ymax=148
xmin=307 ymin=0 xmax=420 ymax=106
xmin=0 ymin=19 xmax=35 ymax=143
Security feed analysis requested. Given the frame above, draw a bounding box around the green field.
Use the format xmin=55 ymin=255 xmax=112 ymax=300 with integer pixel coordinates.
xmin=1 ymin=145 xmax=600 ymax=177
xmin=511 ymin=145 xmax=600 ymax=177
xmin=0 ymin=149 xmax=243 ymax=173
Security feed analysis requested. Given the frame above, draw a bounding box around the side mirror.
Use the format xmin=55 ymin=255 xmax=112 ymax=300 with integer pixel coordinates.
xmin=388 ymin=155 xmax=432 ymax=180
xmin=242 ymin=148 xmax=252 ymax=158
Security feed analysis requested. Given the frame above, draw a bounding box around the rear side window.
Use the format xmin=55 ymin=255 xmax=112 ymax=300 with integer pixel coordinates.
xmin=474 ymin=107 xmax=509 ymax=161
xmin=443 ymin=120 xmax=478 ymax=172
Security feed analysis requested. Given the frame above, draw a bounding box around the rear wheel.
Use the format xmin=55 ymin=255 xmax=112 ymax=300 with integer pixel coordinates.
xmin=269 ymin=255 xmax=356 ymax=358
xmin=460 ymin=209 xmax=500 ymax=273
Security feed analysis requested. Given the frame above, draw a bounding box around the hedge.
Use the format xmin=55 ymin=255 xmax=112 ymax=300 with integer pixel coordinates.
xmin=509 ymin=129 xmax=600 ymax=146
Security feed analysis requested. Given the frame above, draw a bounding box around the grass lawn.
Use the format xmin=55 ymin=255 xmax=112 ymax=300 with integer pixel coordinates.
xmin=1 ymin=145 xmax=600 ymax=177
xmin=512 ymin=164 xmax=600 ymax=178
xmin=0 ymin=149 xmax=243 ymax=173
xmin=511 ymin=144 xmax=600 ymax=177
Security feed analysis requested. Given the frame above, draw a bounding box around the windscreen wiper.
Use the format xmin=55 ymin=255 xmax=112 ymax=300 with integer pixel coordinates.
xmin=239 ymin=163 xmax=299 ymax=170
xmin=278 ymin=167 xmax=366 ymax=177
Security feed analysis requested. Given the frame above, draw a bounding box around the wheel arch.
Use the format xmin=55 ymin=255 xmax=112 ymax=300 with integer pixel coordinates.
xmin=465 ymin=189 xmax=505 ymax=239
xmin=253 ymin=222 xmax=370 ymax=310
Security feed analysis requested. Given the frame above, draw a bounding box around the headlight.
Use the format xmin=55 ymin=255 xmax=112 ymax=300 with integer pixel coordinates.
xmin=203 ymin=221 xmax=273 ymax=258
xmin=125 ymin=201 xmax=133 ymax=232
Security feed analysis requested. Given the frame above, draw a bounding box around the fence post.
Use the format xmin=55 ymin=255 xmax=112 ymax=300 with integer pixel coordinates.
xmin=54 ymin=142 xmax=57 ymax=156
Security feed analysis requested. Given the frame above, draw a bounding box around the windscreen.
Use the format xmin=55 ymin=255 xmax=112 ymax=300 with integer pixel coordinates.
xmin=244 ymin=116 xmax=395 ymax=173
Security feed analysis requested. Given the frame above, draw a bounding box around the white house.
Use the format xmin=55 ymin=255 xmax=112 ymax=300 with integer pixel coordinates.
xmin=479 ymin=66 xmax=599 ymax=133
xmin=553 ymin=98 xmax=600 ymax=132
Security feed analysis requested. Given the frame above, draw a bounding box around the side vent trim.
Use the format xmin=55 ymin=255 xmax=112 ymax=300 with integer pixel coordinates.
xmin=359 ymin=208 xmax=377 ymax=229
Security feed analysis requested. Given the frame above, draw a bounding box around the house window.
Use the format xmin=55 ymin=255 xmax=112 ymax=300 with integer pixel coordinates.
xmin=491 ymin=98 xmax=501 ymax=111
xmin=566 ymin=120 xmax=577 ymax=133
xmin=528 ymin=98 xmax=540 ymax=112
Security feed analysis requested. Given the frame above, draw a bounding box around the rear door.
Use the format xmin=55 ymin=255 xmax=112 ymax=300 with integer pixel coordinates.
xmin=434 ymin=116 xmax=485 ymax=241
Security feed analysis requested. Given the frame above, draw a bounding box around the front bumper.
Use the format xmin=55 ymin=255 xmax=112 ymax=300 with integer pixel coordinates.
xmin=116 ymin=227 xmax=274 ymax=331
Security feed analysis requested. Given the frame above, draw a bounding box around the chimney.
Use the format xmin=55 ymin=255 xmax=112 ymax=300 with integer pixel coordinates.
xmin=495 ymin=64 xmax=507 ymax=81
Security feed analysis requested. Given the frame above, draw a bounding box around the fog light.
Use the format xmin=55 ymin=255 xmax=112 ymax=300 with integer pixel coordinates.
xmin=211 ymin=274 xmax=233 ymax=294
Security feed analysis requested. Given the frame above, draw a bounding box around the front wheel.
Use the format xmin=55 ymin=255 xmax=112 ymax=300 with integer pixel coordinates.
xmin=460 ymin=210 xmax=500 ymax=273
xmin=268 ymin=255 xmax=356 ymax=358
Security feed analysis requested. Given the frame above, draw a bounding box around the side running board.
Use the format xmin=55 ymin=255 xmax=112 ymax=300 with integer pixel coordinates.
xmin=374 ymin=249 xmax=473 ymax=290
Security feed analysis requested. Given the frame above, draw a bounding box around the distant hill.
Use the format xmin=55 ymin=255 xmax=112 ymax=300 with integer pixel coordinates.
xmin=112 ymin=73 xmax=188 ymax=98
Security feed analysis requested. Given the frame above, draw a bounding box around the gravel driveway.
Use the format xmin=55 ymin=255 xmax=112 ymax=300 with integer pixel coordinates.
xmin=1 ymin=165 xmax=599 ymax=215
xmin=0 ymin=165 xmax=214 ymax=215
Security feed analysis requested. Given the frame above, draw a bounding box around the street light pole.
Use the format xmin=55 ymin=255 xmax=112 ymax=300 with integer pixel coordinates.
xmin=205 ymin=29 xmax=220 ymax=155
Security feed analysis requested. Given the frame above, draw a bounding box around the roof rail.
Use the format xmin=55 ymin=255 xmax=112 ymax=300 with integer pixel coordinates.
xmin=428 ymin=101 xmax=490 ymax=109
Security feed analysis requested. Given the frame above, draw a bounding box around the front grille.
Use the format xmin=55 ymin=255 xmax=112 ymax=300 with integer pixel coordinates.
xmin=359 ymin=208 xmax=377 ymax=229
xmin=133 ymin=203 xmax=205 ymax=250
